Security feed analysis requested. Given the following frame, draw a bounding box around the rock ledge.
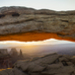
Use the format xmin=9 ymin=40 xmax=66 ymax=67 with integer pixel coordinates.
xmin=0 ymin=53 xmax=75 ymax=75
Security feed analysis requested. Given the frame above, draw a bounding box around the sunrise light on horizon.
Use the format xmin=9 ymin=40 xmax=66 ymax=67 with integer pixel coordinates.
xmin=0 ymin=38 xmax=74 ymax=45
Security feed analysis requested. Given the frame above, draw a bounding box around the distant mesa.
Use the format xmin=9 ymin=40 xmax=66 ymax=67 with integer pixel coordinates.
xmin=0 ymin=48 xmax=24 ymax=69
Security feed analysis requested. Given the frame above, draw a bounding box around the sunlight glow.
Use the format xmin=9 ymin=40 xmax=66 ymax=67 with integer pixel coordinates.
xmin=0 ymin=38 xmax=74 ymax=45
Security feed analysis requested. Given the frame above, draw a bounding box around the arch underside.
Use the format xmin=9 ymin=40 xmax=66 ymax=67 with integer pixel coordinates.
xmin=0 ymin=32 xmax=75 ymax=42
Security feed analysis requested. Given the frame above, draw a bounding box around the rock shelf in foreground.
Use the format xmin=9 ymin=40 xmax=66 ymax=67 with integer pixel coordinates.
xmin=0 ymin=53 xmax=75 ymax=75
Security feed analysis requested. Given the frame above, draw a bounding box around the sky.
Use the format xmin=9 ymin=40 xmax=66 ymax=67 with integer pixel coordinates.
xmin=0 ymin=0 xmax=75 ymax=44
xmin=0 ymin=0 xmax=75 ymax=11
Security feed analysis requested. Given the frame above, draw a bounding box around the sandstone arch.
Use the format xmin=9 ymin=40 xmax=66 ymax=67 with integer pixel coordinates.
xmin=0 ymin=6 xmax=75 ymax=42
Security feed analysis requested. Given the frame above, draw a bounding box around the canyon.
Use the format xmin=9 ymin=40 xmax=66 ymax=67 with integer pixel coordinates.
xmin=0 ymin=6 xmax=75 ymax=75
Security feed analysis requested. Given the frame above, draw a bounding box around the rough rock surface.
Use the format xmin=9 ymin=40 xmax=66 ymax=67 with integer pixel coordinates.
xmin=0 ymin=6 xmax=75 ymax=41
xmin=0 ymin=53 xmax=75 ymax=75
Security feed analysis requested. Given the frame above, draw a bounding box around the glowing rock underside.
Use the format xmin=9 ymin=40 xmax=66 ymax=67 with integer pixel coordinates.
xmin=0 ymin=6 xmax=75 ymax=42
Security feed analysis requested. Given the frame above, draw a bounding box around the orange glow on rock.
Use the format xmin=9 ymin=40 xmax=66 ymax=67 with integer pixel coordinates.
xmin=0 ymin=32 xmax=74 ymax=42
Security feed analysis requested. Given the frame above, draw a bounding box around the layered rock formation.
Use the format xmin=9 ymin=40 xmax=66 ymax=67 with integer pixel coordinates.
xmin=0 ymin=53 xmax=75 ymax=75
xmin=0 ymin=48 xmax=25 ymax=69
xmin=0 ymin=6 xmax=75 ymax=41
xmin=9 ymin=48 xmax=25 ymax=64
xmin=0 ymin=49 xmax=12 ymax=69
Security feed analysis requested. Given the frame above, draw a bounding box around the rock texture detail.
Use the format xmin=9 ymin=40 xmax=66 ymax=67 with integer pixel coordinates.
xmin=0 ymin=6 xmax=75 ymax=41
xmin=0 ymin=53 xmax=75 ymax=75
